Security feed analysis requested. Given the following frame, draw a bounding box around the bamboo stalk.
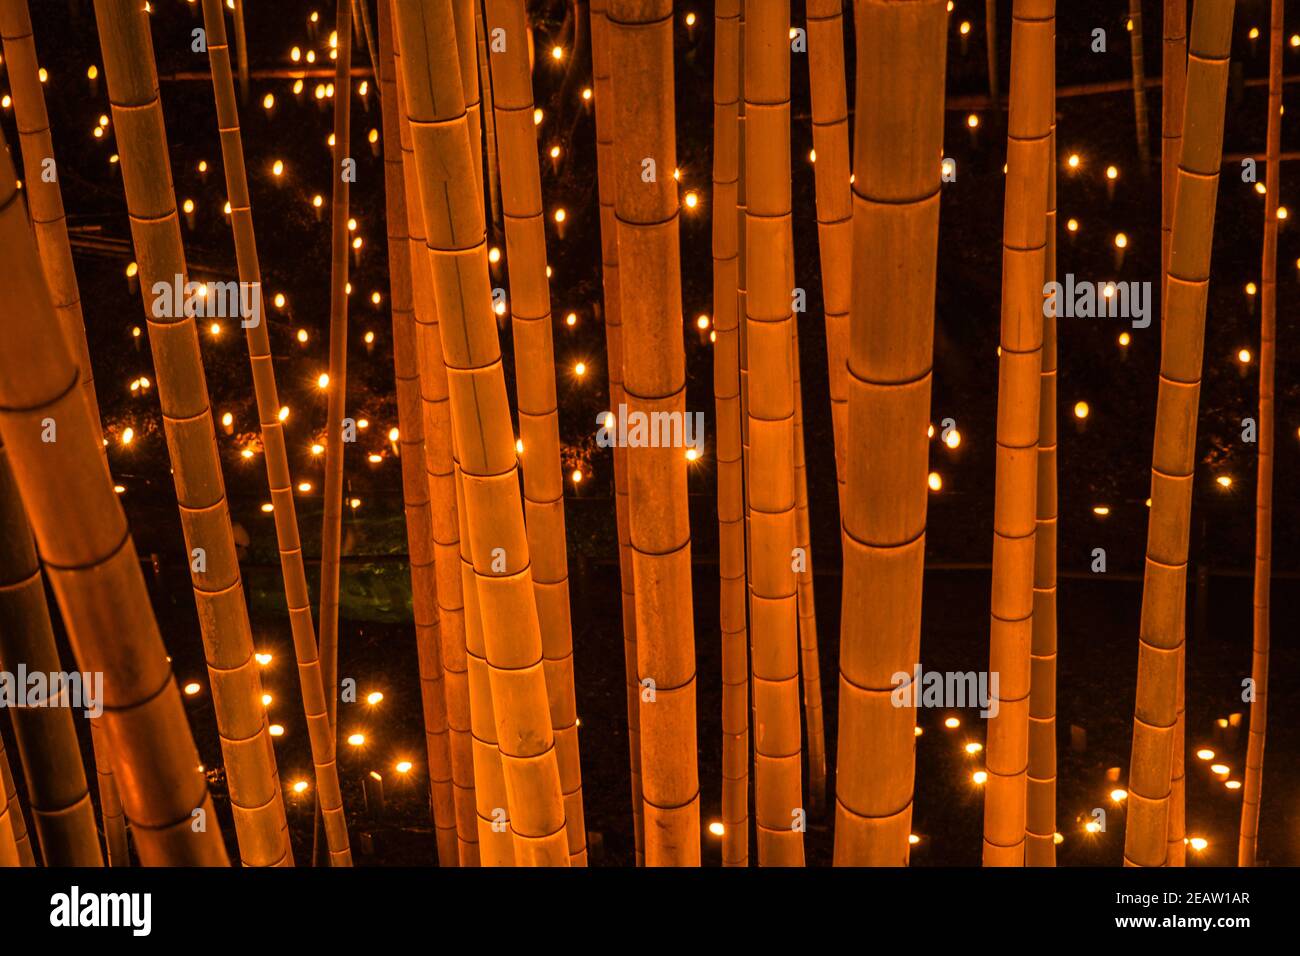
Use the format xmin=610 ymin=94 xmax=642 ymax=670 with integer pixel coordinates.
xmin=1125 ymin=0 xmax=1235 ymax=869
xmin=94 ymin=0 xmax=288 ymax=868
xmin=232 ymin=0 xmax=248 ymax=102
xmin=0 ymin=120 xmax=228 ymax=866
xmin=1130 ymin=0 xmax=1152 ymax=167
xmin=484 ymin=0 xmax=587 ymax=865
xmin=712 ymin=0 xmax=748 ymax=869
xmin=0 ymin=730 xmax=26 ymax=866
xmin=589 ymin=0 xmax=643 ymax=864
xmin=394 ymin=0 xmax=569 ymax=866
xmin=1239 ymin=0 xmax=1281 ymax=869
xmin=197 ymin=0 xmax=351 ymax=869
xmin=835 ymin=0 xmax=947 ymax=866
xmin=0 ymin=439 xmax=103 ymax=865
xmin=454 ymin=0 xmax=486 ymax=204
xmin=89 ymin=718 xmax=129 ymax=866
xmin=982 ymin=0 xmax=1052 ymax=869
xmin=390 ymin=17 xmax=484 ymax=866
xmin=476 ymin=0 xmax=502 ymax=233
xmin=607 ymin=0 xmax=700 ymax=867
xmin=377 ymin=1 xmax=460 ymax=866
xmin=986 ymin=0 xmax=1000 ymax=112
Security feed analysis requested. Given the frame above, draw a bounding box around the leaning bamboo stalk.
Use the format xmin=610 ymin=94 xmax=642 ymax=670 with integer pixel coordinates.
xmin=394 ymin=0 xmax=569 ymax=866
xmin=1129 ymin=0 xmax=1152 ymax=166
xmin=232 ymin=0 xmax=248 ymax=102
xmin=590 ymin=0 xmax=644 ymax=864
xmin=835 ymin=0 xmax=947 ymax=867
xmin=0 ymin=440 xmax=103 ymax=865
xmin=0 ymin=731 xmax=25 ymax=866
xmin=476 ymin=0 xmax=502 ymax=233
xmin=0 ymin=0 xmax=101 ymax=445
xmin=712 ymin=0 xmax=748 ymax=869
xmin=377 ymin=2 xmax=460 ymax=866
xmin=1125 ymin=0 xmax=1235 ymax=869
xmin=607 ymin=0 xmax=700 ymax=867
xmin=197 ymin=0 xmax=351 ymax=868
xmin=94 ymin=0 xmax=289 ymax=868
xmin=454 ymin=0 xmax=486 ymax=203
xmin=390 ymin=18 xmax=483 ymax=866
xmin=1239 ymin=0 xmax=1281 ymax=869
xmin=983 ymin=0 xmax=1052 ymax=869
xmin=986 ymin=0 xmax=1000 ymax=111
xmin=89 ymin=719 xmax=129 ymax=866
xmin=1162 ymin=0 xmax=1187 ymax=281
xmin=484 ymin=0 xmax=587 ymax=865
xmin=0 ymin=122 xmax=228 ymax=867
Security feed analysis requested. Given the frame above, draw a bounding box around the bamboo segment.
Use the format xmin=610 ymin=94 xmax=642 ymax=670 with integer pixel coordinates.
xmin=1026 ymin=122 xmax=1058 ymax=867
xmin=1162 ymin=1 xmax=1187 ymax=282
xmin=484 ymin=0 xmax=587 ymax=866
xmin=89 ymin=719 xmax=129 ymax=866
xmin=377 ymin=1 xmax=460 ymax=866
xmin=197 ymin=0 xmax=351 ymax=869
xmin=0 ymin=731 xmax=25 ymax=866
xmin=454 ymin=0 xmax=486 ymax=205
xmin=589 ymin=0 xmax=644 ymax=865
xmin=232 ymin=0 xmax=248 ymax=102
xmin=0 ymin=123 xmax=228 ymax=867
xmin=1129 ymin=0 xmax=1152 ymax=166
xmin=1239 ymin=0 xmax=1281 ymax=869
xmin=607 ymin=0 xmax=700 ymax=867
xmin=712 ymin=0 xmax=749 ymax=869
xmin=93 ymin=0 xmax=288 ymax=867
xmin=983 ymin=0 xmax=1052 ymax=869
xmin=836 ymin=0 xmax=946 ymax=867
xmin=391 ymin=20 xmax=483 ymax=866
xmin=0 ymin=440 xmax=103 ymax=866
xmin=476 ymin=0 xmax=502 ymax=233
xmin=394 ymin=0 xmax=569 ymax=866
xmin=1126 ymin=0 xmax=1235 ymax=869
xmin=805 ymin=0 xmax=850 ymax=496
xmin=986 ymin=0 xmax=1000 ymax=111
xmin=0 ymin=0 xmax=101 ymax=446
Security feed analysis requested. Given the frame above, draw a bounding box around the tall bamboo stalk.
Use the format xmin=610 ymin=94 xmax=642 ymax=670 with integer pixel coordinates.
xmin=377 ymin=1 xmax=460 ymax=866
xmin=590 ymin=0 xmax=643 ymax=864
xmin=835 ymin=0 xmax=947 ymax=866
xmin=197 ymin=0 xmax=351 ymax=869
xmin=712 ymin=0 xmax=748 ymax=869
xmin=89 ymin=719 xmax=129 ymax=866
xmin=986 ymin=0 xmax=1000 ymax=110
xmin=0 ymin=121 xmax=228 ymax=866
xmin=390 ymin=16 xmax=483 ymax=866
xmin=1129 ymin=0 xmax=1152 ymax=167
xmin=1126 ymin=0 xmax=1235 ymax=869
xmin=394 ymin=0 xmax=569 ymax=866
xmin=982 ymin=0 xmax=1052 ymax=869
xmin=0 ymin=737 xmax=26 ymax=866
xmin=94 ymin=0 xmax=288 ymax=868
xmin=232 ymin=0 xmax=248 ymax=102
xmin=606 ymin=0 xmax=700 ymax=867
xmin=484 ymin=0 xmax=586 ymax=865
xmin=476 ymin=0 xmax=502 ymax=233
xmin=0 ymin=439 xmax=103 ymax=866
xmin=1239 ymin=0 xmax=1281 ymax=869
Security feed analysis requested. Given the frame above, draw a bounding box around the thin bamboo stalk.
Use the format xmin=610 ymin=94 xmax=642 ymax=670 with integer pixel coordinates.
xmin=394 ymin=0 xmax=569 ymax=866
xmin=1125 ymin=0 xmax=1235 ymax=869
xmin=0 ymin=730 xmax=25 ymax=866
xmin=94 ymin=0 xmax=287 ymax=867
xmin=589 ymin=0 xmax=643 ymax=864
xmin=835 ymin=0 xmax=947 ymax=867
xmin=484 ymin=0 xmax=587 ymax=865
xmin=983 ymin=0 xmax=1052 ymax=869
xmin=0 ymin=121 xmax=228 ymax=866
xmin=1239 ymin=0 xmax=1281 ymax=869
xmin=0 ymin=439 xmax=103 ymax=865
xmin=476 ymin=0 xmax=502 ymax=233
xmin=197 ymin=0 xmax=351 ymax=869
xmin=390 ymin=17 xmax=484 ymax=866
xmin=712 ymin=0 xmax=748 ymax=869
xmin=377 ymin=1 xmax=459 ymax=866
xmin=986 ymin=0 xmax=1000 ymax=111
xmin=89 ymin=719 xmax=129 ymax=866
xmin=0 ymin=0 xmax=101 ymax=446
xmin=1130 ymin=0 xmax=1152 ymax=166
xmin=454 ymin=0 xmax=486 ymax=204
xmin=607 ymin=0 xmax=700 ymax=867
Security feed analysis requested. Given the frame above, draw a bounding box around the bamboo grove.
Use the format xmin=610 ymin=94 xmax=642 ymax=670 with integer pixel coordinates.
xmin=0 ymin=0 xmax=1287 ymax=871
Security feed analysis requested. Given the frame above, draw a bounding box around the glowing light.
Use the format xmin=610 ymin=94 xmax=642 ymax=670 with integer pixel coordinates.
xmin=1067 ymin=153 xmax=1080 ymax=169
xmin=1106 ymin=165 xmax=1118 ymax=180
xmin=554 ymin=208 xmax=567 ymax=224
xmin=292 ymin=780 xmax=309 ymax=794
xmin=551 ymin=45 xmax=564 ymax=61
xmin=262 ymin=93 xmax=275 ymax=110
xmin=1118 ymin=331 xmax=1130 ymax=347
xmin=198 ymin=160 xmax=208 ymax=173
xmin=943 ymin=428 xmax=961 ymax=449
xmin=387 ymin=427 xmax=400 ymax=443
xmin=368 ymin=453 xmax=383 ymax=464
xmin=352 ymin=237 xmax=363 ymax=250
xmin=272 ymin=159 xmax=284 ymax=177
xmin=1246 ymin=281 xmax=1258 ymax=296
xmin=908 ymin=833 xmax=921 ymax=845
xmin=944 ymin=717 xmax=960 ymax=729
xmin=1196 ymin=749 xmax=1215 ymax=760
xmin=1238 ymin=348 xmax=1252 ymax=364
xmin=708 ymin=821 xmax=725 ymax=836
xmin=255 ymin=653 xmax=273 ymax=666
xmin=1066 ymin=218 xmax=1079 ymax=232
xmin=914 ymin=726 xmax=923 ymax=737
xmin=574 ymin=361 xmax=587 ymax=377
xmin=927 ymin=471 xmax=942 ymax=492
xmin=364 ymin=331 xmax=375 ymax=344
xmin=88 ymin=65 xmax=98 ymax=80
xmin=269 ymin=724 xmax=285 ymax=737
xmin=183 ymin=682 xmax=201 ymax=695
xmin=533 ymin=107 xmax=544 ymax=125
xmin=38 ymin=67 xmax=47 ymax=83
xmin=357 ymin=418 xmax=369 ymax=429
xmin=125 ymin=261 xmax=138 ymax=278
xmin=1215 ymin=475 xmax=1233 ymax=489
xmin=1189 ymin=837 xmax=1208 ymax=852
xmin=697 ymin=314 xmax=710 ymax=330
xmin=972 ymin=771 xmax=988 ymax=785
xmin=1093 ymin=506 xmax=1110 ymax=516
xmin=959 ymin=21 xmax=971 ymax=35
xmin=964 ymin=742 xmax=983 ymax=755
xmin=1053 ymin=832 xmax=1064 ymax=845
xmin=572 ymin=469 xmax=584 ymax=484
xmin=260 ymin=501 xmax=273 ymax=511
xmin=242 ymin=448 xmax=255 ymax=460
xmin=1073 ymin=401 xmax=1089 ymax=420
xmin=1110 ymin=788 xmax=1128 ymax=802
xmin=278 ymin=406 xmax=290 ymax=421
xmin=515 ymin=438 xmax=524 ymax=454
xmin=1210 ymin=763 xmax=1230 ymax=775
xmin=566 ymin=312 xmax=578 ymax=327
xmin=582 ymin=87 xmax=592 ymax=101
xmin=347 ymin=733 xmax=365 ymax=747
xmin=1278 ymin=206 xmax=1289 ymax=220
xmin=685 ymin=448 xmax=699 ymax=462
xmin=488 ymin=246 xmax=502 ymax=264
xmin=1114 ymin=232 xmax=1128 ymax=249
xmin=310 ymin=443 xmax=324 ymax=456
xmin=358 ymin=81 xmax=368 ymax=96
xmin=371 ymin=291 xmax=382 ymax=305
xmin=941 ymin=158 xmax=955 ymax=178
xmin=114 ymin=484 xmax=125 ymax=494
xmin=1256 ymin=182 xmax=1267 ymax=195
xmin=368 ymin=128 xmax=379 ymax=145
xmin=120 ymin=427 xmax=134 ymax=446
xmin=1225 ymin=779 xmax=1242 ymax=790
xmin=686 ymin=12 xmax=697 ymax=26
xmin=223 ymin=201 xmax=232 ymax=215
xmin=221 ymin=412 xmax=233 ymax=428
xmin=367 ymin=691 xmax=384 ymax=705
xmin=297 ymin=482 xmax=312 ymax=493
xmin=291 ymin=46 xmax=301 ymax=62
xmin=313 ymin=194 xmax=324 ymax=209
xmin=261 ymin=693 xmax=273 ymax=706
xmin=1085 ymin=820 xmax=1101 ymax=834
xmin=966 ymin=113 xmax=979 ymax=128
xmin=394 ymin=760 xmax=413 ymax=774
xmin=684 ymin=190 xmax=699 ymax=208
xmin=809 ymin=149 xmax=817 ymax=163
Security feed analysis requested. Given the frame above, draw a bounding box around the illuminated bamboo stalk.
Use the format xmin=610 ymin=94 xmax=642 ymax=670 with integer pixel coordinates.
xmin=484 ymin=0 xmax=586 ymax=865
xmin=0 ymin=0 xmax=101 ymax=446
xmin=197 ymin=0 xmax=350 ymax=868
xmin=986 ymin=0 xmax=999 ymax=110
xmin=391 ymin=22 xmax=483 ymax=866
xmin=395 ymin=0 xmax=569 ymax=866
xmin=982 ymin=0 xmax=1052 ymax=869
xmin=0 ymin=122 xmax=227 ymax=867
xmin=232 ymin=0 xmax=248 ymax=102
xmin=0 ymin=732 xmax=25 ymax=866
xmin=377 ymin=2 xmax=459 ymax=865
xmin=606 ymin=0 xmax=700 ymax=867
xmin=454 ymin=0 xmax=486 ymax=204
xmin=476 ymin=0 xmax=502 ymax=232
xmin=1162 ymin=0 xmax=1187 ymax=281
xmin=1239 ymin=0 xmax=1281 ymax=869
xmin=1026 ymin=121 xmax=1058 ymax=867
xmin=1126 ymin=0 xmax=1235 ymax=869
xmin=94 ymin=0 xmax=287 ymax=868
xmin=590 ymin=0 xmax=643 ymax=864
xmin=1129 ymin=0 xmax=1151 ymax=166
xmin=0 ymin=439 xmax=103 ymax=865
xmin=89 ymin=719 xmax=129 ymax=866
xmin=835 ymin=0 xmax=947 ymax=866
xmin=712 ymin=0 xmax=748 ymax=868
